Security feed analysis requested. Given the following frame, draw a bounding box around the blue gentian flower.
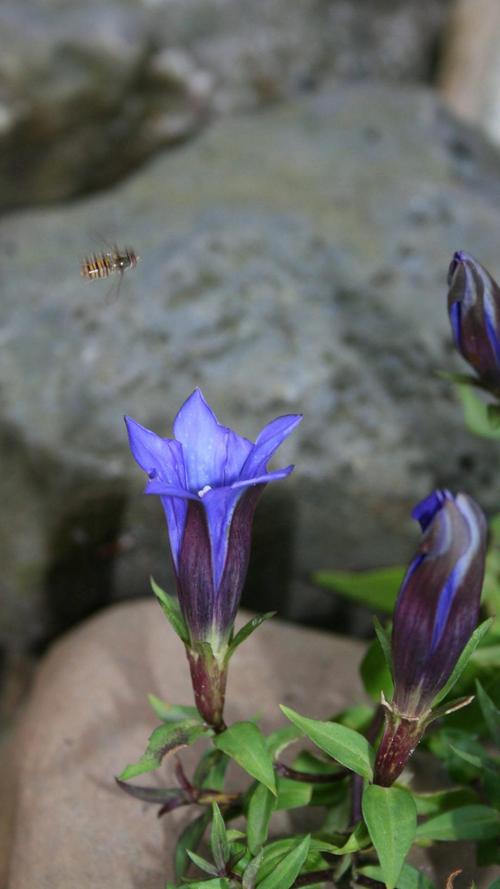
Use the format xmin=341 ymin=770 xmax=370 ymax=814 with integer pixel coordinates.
xmin=392 ymin=489 xmax=486 ymax=717
xmin=126 ymin=389 xmax=302 ymax=726
xmin=374 ymin=489 xmax=487 ymax=786
xmin=448 ymin=251 xmax=500 ymax=390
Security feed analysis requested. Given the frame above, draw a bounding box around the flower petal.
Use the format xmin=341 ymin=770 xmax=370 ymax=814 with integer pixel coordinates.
xmin=125 ymin=416 xmax=186 ymax=487
xmin=240 ymin=414 xmax=302 ymax=478
xmin=173 ymin=389 xmax=232 ymax=492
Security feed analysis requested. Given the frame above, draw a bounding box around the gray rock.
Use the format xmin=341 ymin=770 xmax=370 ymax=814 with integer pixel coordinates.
xmin=0 ymin=0 xmax=452 ymax=209
xmin=2 ymin=84 xmax=500 ymax=650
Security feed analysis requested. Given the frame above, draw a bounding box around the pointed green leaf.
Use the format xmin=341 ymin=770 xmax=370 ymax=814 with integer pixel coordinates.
xmin=115 ymin=779 xmax=186 ymax=806
xmin=431 ymin=619 xmax=493 ymax=706
xmin=275 ymin=775 xmax=312 ymax=811
xmin=228 ymin=613 xmax=276 ymax=659
xmin=314 ymin=566 xmax=404 ymax=612
xmin=214 ymin=722 xmax=277 ymax=795
xmin=455 ymin=383 xmax=500 ymax=438
xmin=247 ymin=783 xmax=276 ymax=854
xmin=476 ymin=680 xmax=500 ymax=745
xmin=362 ymin=785 xmax=417 ymax=889
xmin=118 ymin=720 xmax=211 ymax=780
xmin=360 ymin=634 xmax=394 ymax=701
xmin=413 ymin=787 xmax=478 ymax=817
xmin=359 ymin=863 xmax=435 ymax=889
xmin=242 ymin=850 xmax=264 ymax=889
xmin=151 ymin=576 xmax=189 ymax=642
xmin=281 ymin=706 xmax=374 ymax=781
xmin=194 ymin=748 xmax=229 ymax=791
xmin=257 ymin=835 xmax=310 ymax=889
xmin=175 ymin=811 xmax=211 ymax=882
xmin=416 ymin=805 xmax=500 ymax=842
xmin=187 ymin=850 xmax=219 ymax=877
xmin=148 ymin=694 xmax=200 ymax=723
xmin=373 ymin=616 xmax=393 ymax=677
xmin=487 ymin=880 xmax=500 ymax=889
xmin=210 ymin=803 xmax=230 ymax=872
xmin=265 ymin=725 xmax=302 ymax=759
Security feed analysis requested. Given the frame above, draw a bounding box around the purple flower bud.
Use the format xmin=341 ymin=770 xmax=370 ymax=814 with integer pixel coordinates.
xmin=392 ymin=489 xmax=486 ymax=718
xmin=126 ymin=389 xmax=302 ymax=655
xmin=374 ymin=489 xmax=487 ymax=786
xmin=448 ymin=251 xmax=500 ymax=390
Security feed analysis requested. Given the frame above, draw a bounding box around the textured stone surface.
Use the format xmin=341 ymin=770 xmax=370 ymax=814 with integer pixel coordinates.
xmin=0 ymin=0 xmax=452 ymax=208
xmin=5 ymin=602 xmax=498 ymax=888
xmin=3 ymin=84 xmax=500 ymax=650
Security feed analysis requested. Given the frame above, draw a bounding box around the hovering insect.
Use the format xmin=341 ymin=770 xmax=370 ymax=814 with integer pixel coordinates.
xmin=80 ymin=245 xmax=139 ymax=301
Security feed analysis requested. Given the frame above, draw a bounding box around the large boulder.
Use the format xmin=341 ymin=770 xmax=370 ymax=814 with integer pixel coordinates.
xmin=5 ymin=602 xmax=498 ymax=887
xmin=2 ymin=84 xmax=500 ymax=651
xmin=0 ymin=0 xmax=452 ymax=208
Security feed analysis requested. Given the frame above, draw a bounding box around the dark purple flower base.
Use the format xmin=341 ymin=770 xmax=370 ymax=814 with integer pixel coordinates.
xmin=374 ymin=706 xmax=425 ymax=787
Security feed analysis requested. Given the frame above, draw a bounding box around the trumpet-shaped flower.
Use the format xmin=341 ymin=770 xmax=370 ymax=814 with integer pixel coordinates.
xmin=125 ymin=389 xmax=302 ymax=727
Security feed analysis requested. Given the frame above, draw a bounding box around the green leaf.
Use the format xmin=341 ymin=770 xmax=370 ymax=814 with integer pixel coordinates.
xmin=476 ymin=680 xmax=500 ymax=745
xmin=314 ymin=566 xmax=404 ymax=612
xmin=323 ymin=820 xmax=370 ymax=854
xmin=242 ymin=850 xmax=264 ymax=889
xmin=180 ymin=880 xmax=230 ymax=889
xmin=281 ymin=706 xmax=374 ymax=781
xmin=151 ymin=576 xmax=189 ymax=643
xmin=257 ymin=835 xmax=310 ymax=889
xmin=194 ymin=749 xmax=229 ymax=791
xmin=247 ymin=783 xmax=276 ymax=855
xmin=416 ymin=805 xmax=500 ymax=842
xmin=487 ymin=879 xmax=500 ymax=889
xmin=362 ymin=785 xmax=417 ymax=889
xmin=413 ymin=787 xmax=478 ymax=817
xmin=210 ymin=803 xmax=230 ymax=871
xmin=455 ymin=383 xmax=500 ymax=438
xmin=214 ymin=722 xmax=277 ymax=795
xmin=275 ymin=775 xmax=312 ymax=811
xmin=148 ymin=694 xmax=200 ymax=723
xmin=359 ymin=863 xmax=435 ymax=889
xmin=265 ymin=725 xmax=302 ymax=759
xmin=228 ymin=613 xmax=276 ymax=659
xmin=431 ymin=618 xmax=493 ymax=706
xmin=360 ymin=635 xmax=394 ymax=701
xmin=118 ymin=720 xmax=211 ymax=780
xmin=187 ymin=850 xmax=219 ymax=877
xmin=175 ymin=811 xmax=211 ymax=882
xmin=373 ymin=616 xmax=393 ymax=677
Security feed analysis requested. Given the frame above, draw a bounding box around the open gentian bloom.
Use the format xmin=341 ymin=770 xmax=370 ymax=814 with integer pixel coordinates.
xmin=374 ymin=489 xmax=487 ymax=787
xmin=126 ymin=388 xmax=302 ymax=727
xmin=448 ymin=251 xmax=500 ymax=391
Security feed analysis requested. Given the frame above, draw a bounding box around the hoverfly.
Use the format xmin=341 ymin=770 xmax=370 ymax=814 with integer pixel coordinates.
xmin=80 ymin=245 xmax=139 ymax=302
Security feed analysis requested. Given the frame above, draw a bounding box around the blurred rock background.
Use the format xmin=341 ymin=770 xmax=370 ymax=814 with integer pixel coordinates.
xmin=2 ymin=0 xmax=500 ymax=732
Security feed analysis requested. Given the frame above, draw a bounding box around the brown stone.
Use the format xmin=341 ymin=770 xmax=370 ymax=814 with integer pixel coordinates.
xmin=4 ymin=602 xmax=499 ymax=887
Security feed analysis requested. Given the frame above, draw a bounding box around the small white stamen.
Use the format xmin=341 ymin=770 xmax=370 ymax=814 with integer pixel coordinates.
xmin=198 ymin=484 xmax=212 ymax=498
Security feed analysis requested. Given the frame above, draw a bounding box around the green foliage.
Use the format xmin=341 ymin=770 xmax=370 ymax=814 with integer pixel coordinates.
xmin=280 ymin=706 xmax=374 ymax=780
xmin=247 ymin=784 xmax=276 ymax=855
xmin=476 ymin=680 xmax=500 ymax=745
xmin=256 ymin=835 xmax=311 ymax=889
xmin=415 ymin=805 xmax=500 ymax=842
xmin=148 ymin=695 xmax=200 ymax=723
xmin=118 ymin=720 xmax=211 ymax=780
xmin=362 ymin=785 xmax=417 ymax=889
xmin=314 ymin=566 xmax=404 ymax=612
xmin=455 ymin=383 xmax=500 ymax=438
xmin=431 ymin=618 xmax=493 ymax=707
xmin=175 ymin=811 xmax=211 ymax=882
xmin=359 ymin=634 xmax=394 ymax=701
xmin=358 ymin=863 xmax=435 ymax=889
xmin=227 ymin=613 xmax=276 ymax=659
xmin=150 ymin=577 xmax=189 ymax=643
xmin=214 ymin=722 xmax=277 ymax=795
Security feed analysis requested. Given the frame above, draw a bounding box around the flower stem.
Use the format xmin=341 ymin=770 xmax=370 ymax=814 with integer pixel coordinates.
xmin=373 ymin=703 xmax=424 ymax=787
xmin=186 ymin=646 xmax=227 ymax=732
